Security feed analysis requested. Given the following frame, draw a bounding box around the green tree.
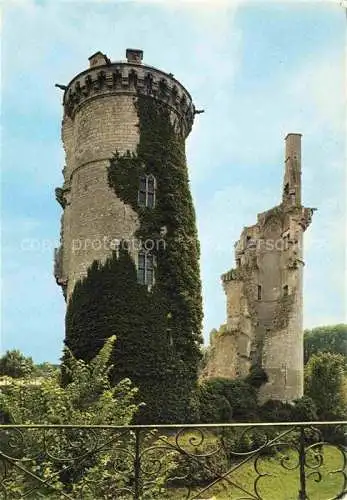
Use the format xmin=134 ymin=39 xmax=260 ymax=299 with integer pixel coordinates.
xmin=0 ymin=337 xmax=170 ymax=498
xmin=304 ymin=324 xmax=347 ymax=364
xmin=0 ymin=349 xmax=34 ymax=378
xmin=1 ymin=336 xmax=137 ymax=426
xmin=304 ymin=352 xmax=347 ymax=420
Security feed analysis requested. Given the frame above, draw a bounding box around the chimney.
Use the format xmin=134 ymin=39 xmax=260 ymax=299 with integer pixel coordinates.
xmin=285 ymin=133 xmax=302 ymax=163
xmin=126 ymin=48 xmax=143 ymax=64
xmin=88 ymin=51 xmax=110 ymax=68
xmin=283 ymin=133 xmax=302 ymax=206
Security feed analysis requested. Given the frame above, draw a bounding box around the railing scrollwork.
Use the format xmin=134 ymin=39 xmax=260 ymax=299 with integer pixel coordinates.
xmin=0 ymin=422 xmax=345 ymax=499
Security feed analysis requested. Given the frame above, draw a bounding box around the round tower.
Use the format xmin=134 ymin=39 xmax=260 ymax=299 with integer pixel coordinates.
xmin=55 ymin=50 xmax=203 ymax=423
xmin=54 ymin=49 xmax=195 ymax=300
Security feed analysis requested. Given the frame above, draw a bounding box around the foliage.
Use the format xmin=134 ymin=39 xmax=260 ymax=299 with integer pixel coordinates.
xmin=199 ymin=378 xmax=259 ymax=423
xmin=170 ymin=439 xmax=230 ymax=486
xmin=33 ymin=362 xmax=60 ymax=378
xmin=259 ymin=396 xmax=318 ymax=424
xmin=304 ymin=352 xmax=347 ymax=420
xmin=65 ymin=94 xmax=203 ymax=424
xmin=0 ymin=337 xmax=151 ymax=497
xmin=245 ymin=365 xmax=269 ymax=389
xmin=304 ymin=324 xmax=347 ymax=365
xmin=291 ymin=396 xmax=318 ymax=422
xmin=259 ymin=400 xmax=294 ymax=423
xmin=0 ymin=349 xmax=34 ymax=378
xmin=198 ymin=385 xmax=232 ymax=423
xmin=1 ymin=337 xmax=137 ymax=426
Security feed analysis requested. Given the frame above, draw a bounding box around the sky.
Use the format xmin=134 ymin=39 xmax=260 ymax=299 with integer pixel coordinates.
xmin=1 ymin=0 xmax=346 ymax=363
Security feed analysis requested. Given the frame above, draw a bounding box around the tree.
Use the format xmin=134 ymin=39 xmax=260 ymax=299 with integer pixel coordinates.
xmin=1 ymin=336 xmax=137 ymax=426
xmin=304 ymin=324 xmax=347 ymax=364
xmin=304 ymin=352 xmax=347 ymax=420
xmin=0 ymin=349 xmax=34 ymax=378
xmin=0 ymin=337 xmax=170 ymax=498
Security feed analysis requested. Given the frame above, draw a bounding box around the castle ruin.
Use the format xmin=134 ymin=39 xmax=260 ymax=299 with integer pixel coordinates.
xmin=204 ymin=134 xmax=316 ymax=402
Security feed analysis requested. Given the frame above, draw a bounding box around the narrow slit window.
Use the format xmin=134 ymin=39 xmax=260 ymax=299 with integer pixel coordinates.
xmin=283 ymin=285 xmax=289 ymax=297
xmin=137 ymin=251 xmax=155 ymax=288
xmin=137 ymin=252 xmax=146 ymax=285
xmin=147 ymin=175 xmax=156 ymax=209
xmin=138 ymin=175 xmax=156 ymax=208
xmin=257 ymin=285 xmax=262 ymax=300
xmin=146 ymin=254 xmax=154 ymax=287
xmin=138 ymin=176 xmax=147 ymax=207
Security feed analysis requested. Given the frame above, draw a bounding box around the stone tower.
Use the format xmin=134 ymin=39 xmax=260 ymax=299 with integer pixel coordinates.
xmin=204 ymin=134 xmax=316 ymax=402
xmin=54 ymin=49 xmax=195 ymax=299
xmin=54 ymin=50 xmax=203 ymax=423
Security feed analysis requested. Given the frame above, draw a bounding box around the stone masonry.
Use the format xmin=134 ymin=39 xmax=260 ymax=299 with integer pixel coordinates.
xmin=54 ymin=49 xmax=196 ymax=300
xmin=203 ymin=134 xmax=316 ymax=402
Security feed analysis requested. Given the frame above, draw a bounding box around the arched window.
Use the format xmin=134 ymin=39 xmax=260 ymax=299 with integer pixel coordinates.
xmin=137 ymin=251 xmax=155 ymax=288
xmin=283 ymin=284 xmax=289 ymax=297
xmin=138 ymin=174 xmax=156 ymax=208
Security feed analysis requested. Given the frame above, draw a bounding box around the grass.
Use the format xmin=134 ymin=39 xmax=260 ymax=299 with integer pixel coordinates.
xmin=161 ymin=433 xmax=346 ymax=500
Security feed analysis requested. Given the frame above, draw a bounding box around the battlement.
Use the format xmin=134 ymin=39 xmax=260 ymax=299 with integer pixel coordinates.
xmin=62 ymin=49 xmax=195 ymax=138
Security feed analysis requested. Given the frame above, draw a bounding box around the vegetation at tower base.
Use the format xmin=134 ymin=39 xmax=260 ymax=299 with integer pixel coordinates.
xmin=65 ymin=94 xmax=203 ymax=424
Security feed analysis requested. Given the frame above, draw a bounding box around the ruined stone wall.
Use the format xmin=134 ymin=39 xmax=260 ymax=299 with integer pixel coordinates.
xmin=203 ymin=134 xmax=315 ymax=403
xmin=202 ymin=325 xmax=238 ymax=380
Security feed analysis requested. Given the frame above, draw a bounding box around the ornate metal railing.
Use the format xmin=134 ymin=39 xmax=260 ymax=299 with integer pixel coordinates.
xmin=0 ymin=422 xmax=346 ymax=499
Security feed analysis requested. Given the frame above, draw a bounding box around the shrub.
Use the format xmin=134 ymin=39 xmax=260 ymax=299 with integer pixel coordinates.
xmin=259 ymin=400 xmax=293 ymax=422
xmin=198 ymin=377 xmax=259 ymax=423
xmin=0 ymin=350 xmax=34 ymax=378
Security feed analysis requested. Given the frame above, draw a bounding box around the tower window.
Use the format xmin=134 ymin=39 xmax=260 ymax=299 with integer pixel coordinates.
xmin=137 ymin=251 xmax=155 ymax=288
xmin=257 ymin=285 xmax=262 ymax=300
xmin=283 ymin=284 xmax=289 ymax=296
xmin=138 ymin=174 xmax=156 ymax=208
xmin=284 ymin=183 xmax=289 ymax=195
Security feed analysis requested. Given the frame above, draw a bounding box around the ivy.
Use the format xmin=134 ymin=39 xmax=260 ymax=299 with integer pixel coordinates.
xmin=65 ymin=95 xmax=203 ymax=423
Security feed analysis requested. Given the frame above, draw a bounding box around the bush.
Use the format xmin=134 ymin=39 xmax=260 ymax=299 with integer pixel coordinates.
xmin=198 ymin=378 xmax=259 ymax=423
xmin=198 ymin=384 xmax=232 ymax=423
xmin=168 ymin=433 xmax=230 ymax=486
xmin=259 ymin=400 xmax=294 ymax=422
xmin=291 ymin=396 xmax=318 ymax=421
xmin=0 ymin=350 xmax=34 ymax=378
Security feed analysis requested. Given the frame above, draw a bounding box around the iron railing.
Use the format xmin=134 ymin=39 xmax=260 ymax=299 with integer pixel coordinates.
xmin=0 ymin=422 xmax=346 ymax=499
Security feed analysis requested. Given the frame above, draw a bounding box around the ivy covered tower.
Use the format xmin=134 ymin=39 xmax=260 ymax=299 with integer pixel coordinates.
xmin=54 ymin=49 xmax=203 ymax=423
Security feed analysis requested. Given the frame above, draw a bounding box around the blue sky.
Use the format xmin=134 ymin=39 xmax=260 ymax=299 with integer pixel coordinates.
xmin=1 ymin=0 xmax=346 ymax=362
